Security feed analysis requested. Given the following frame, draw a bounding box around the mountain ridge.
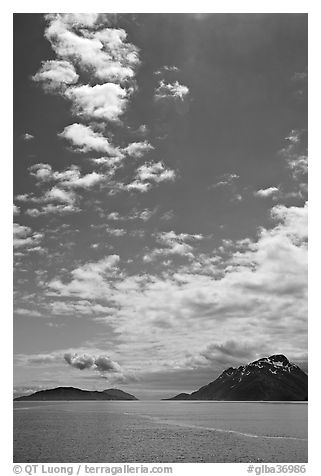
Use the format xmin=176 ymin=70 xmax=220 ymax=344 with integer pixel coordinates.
xmin=164 ymin=354 xmax=308 ymax=401
xmin=14 ymin=386 xmax=138 ymax=401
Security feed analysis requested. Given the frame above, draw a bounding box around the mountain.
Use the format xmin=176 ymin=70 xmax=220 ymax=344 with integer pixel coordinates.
xmin=165 ymin=392 xmax=190 ymax=400
xmin=14 ymin=386 xmax=138 ymax=401
xmin=165 ymin=355 xmax=308 ymax=401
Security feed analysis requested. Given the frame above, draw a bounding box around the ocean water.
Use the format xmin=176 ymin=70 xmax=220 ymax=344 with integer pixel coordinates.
xmin=13 ymin=401 xmax=308 ymax=463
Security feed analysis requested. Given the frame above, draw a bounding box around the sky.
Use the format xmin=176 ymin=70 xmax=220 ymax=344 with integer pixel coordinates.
xmin=13 ymin=13 xmax=308 ymax=400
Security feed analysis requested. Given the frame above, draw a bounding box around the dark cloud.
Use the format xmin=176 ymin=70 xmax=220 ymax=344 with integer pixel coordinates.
xmin=200 ymin=340 xmax=260 ymax=364
xmin=64 ymin=353 xmax=95 ymax=370
xmin=64 ymin=352 xmax=121 ymax=373
xmin=94 ymin=355 xmax=121 ymax=373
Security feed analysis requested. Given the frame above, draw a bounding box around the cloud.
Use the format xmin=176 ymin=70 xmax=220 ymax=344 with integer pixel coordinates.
xmin=45 ymin=201 xmax=307 ymax=373
xmin=161 ymin=210 xmax=175 ymax=221
xmin=21 ymin=172 xmax=81 ymax=216
xmin=29 ymin=163 xmax=53 ymax=181
xmin=48 ymin=255 xmax=120 ymax=299
xmin=144 ymin=231 xmax=203 ymax=261
xmin=14 ymin=352 xmax=62 ymax=367
xmin=16 ymin=347 xmax=125 ymax=382
xmin=291 ymin=71 xmax=308 ymax=82
xmin=107 ymin=208 xmax=156 ymax=222
xmin=94 ymin=355 xmax=121 ymax=373
xmin=124 ymin=180 xmax=151 ymax=193
xmin=64 ymin=352 xmax=121 ymax=373
xmin=30 ymin=14 xmax=174 ymax=205
xmin=254 ymin=187 xmax=279 ymax=198
xmin=105 ymin=225 xmax=127 ymax=237
xmin=27 ymin=354 xmax=61 ymax=365
xmin=29 ymin=163 xmax=109 ymax=190
xmin=32 ymin=60 xmax=79 ymax=91
xmin=22 ymin=132 xmax=34 ymax=141
xmin=16 ymin=347 xmax=135 ymax=385
xmin=107 ymin=212 xmax=121 ymax=221
xmin=14 ymin=308 xmax=42 ymax=317
xmin=155 ymin=80 xmax=189 ymax=101
xmin=13 ymin=204 xmax=20 ymax=216
xmin=154 ymin=65 xmax=180 ymax=75
xmin=210 ymin=173 xmax=242 ymax=202
xmin=136 ymin=162 xmax=175 ymax=182
xmin=279 ymin=129 xmax=308 ymax=179
xmin=124 ymin=141 xmax=154 ymax=158
xmin=26 ymin=204 xmax=80 ymax=217
xmin=291 ymin=70 xmax=307 ymax=98
xmin=43 ymin=14 xmax=139 ymax=83
xmin=182 ymin=340 xmax=267 ymax=369
xmin=59 ymin=123 xmax=122 ymax=156
xmin=124 ymin=162 xmax=176 ymax=192
xmin=65 ymin=83 xmax=128 ymax=121
xmin=43 ymin=187 xmax=76 ymax=204
xmin=13 ymin=223 xmax=43 ymax=249
xmin=270 ymin=202 xmax=307 ymax=242
xmin=50 ymin=300 xmax=114 ymax=316
xmin=64 ymin=353 xmax=95 ymax=369
xmin=211 ymin=173 xmax=239 ymax=189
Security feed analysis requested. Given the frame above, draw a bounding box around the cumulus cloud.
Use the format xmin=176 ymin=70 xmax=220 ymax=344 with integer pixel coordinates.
xmin=21 ymin=167 xmax=83 ymax=216
xmin=107 ymin=208 xmax=156 ymax=222
xmin=30 ymin=14 xmax=175 ymax=204
xmin=22 ymin=132 xmax=34 ymax=141
xmin=136 ymin=162 xmax=175 ymax=182
xmin=29 ymin=163 xmax=53 ymax=182
xmin=48 ymin=255 xmax=120 ymax=299
xmin=26 ymin=203 xmax=80 ymax=217
xmin=155 ymin=80 xmax=189 ymax=101
xmin=45 ymin=201 xmax=307 ymax=373
xmin=143 ymin=231 xmax=203 ymax=261
xmin=43 ymin=187 xmax=76 ymax=204
xmin=59 ymin=123 xmax=122 ymax=156
xmin=65 ymin=83 xmax=128 ymax=121
xmin=29 ymin=163 xmax=109 ymax=190
xmin=279 ymin=129 xmax=308 ymax=179
xmin=124 ymin=141 xmax=154 ymax=158
xmin=154 ymin=65 xmax=180 ymax=75
xmin=13 ymin=204 xmax=20 ymax=216
xmin=13 ymin=223 xmax=43 ymax=249
xmin=64 ymin=352 xmax=121 ymax=373
xmin=43 ymin=14 xmax=140 ymax=83
xmin=124 ymin=162 xmax=176 ymax=192
xmin=124 ymin=180 xmax=151 ymax=193
xmin=210 ymin=173 xmax=243 ymax=202
xmin=211 ymin=173 xmax=239 ymax=189
xmin=32 ymin=60 xmax=79 ymax=91
xmin=94 ymin=355 xmax=122 ymax=373
xmin=270 ymin=202 xmax=307 ymax=242
xmin=254 ymin=187 xmax=279 ymax=198
xmin=64 ymin=353 xmax=95 ymax=369
xmin=105 ymin=225 xmax=127 ymax=237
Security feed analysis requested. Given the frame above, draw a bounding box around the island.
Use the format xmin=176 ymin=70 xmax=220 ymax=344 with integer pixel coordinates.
xmin=14 ymin=387 xmax=138 ymax=401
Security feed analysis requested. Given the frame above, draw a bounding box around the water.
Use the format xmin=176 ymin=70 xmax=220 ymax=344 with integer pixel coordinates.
xmin=13 ymin=401 xmax=308 ymax=463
